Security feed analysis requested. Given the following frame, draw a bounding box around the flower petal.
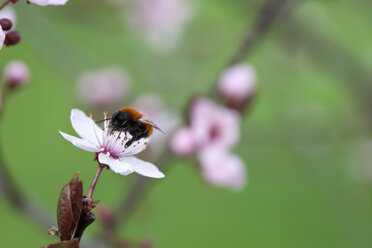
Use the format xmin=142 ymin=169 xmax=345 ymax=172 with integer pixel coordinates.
xmin=170 ymin=127 xmax=196 ymax=155
xmin=59 ymin=131 xmax=102 ymax=153
xmin=27 ymin=0 xmax=49 ymax=5
xmin=28 ymin=0 xmax=68 ymax=6
xmin=120 ymin=137 xmax=150 ymax=156
xmin=198 ymin=145 xmax=246 ymax=190
xmin=119 ymin=156 xmax=165 ymax=178
xmin=190 ymin=97 xmax=240 ymax=149
xmin=0 ymin=26 xmax=5 ymax=51
xmin=70 ymin=109 xmax=103 ymax=146
xmin=48 ymin=0 xmax=69 ymax=5
xmin=98 ymin=153 xmax=134 ymax=176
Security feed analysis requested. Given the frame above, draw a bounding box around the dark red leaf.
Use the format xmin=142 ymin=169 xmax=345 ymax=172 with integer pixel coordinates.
xmin=57 ymin=184 xmax=73 ymax=241
xmin=69 ymin=173 xmax=83 ymax=239
xmin=56 ymin=173 xmax=83 ymax=241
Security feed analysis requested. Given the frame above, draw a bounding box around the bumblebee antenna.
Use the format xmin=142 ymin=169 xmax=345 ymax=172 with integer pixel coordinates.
xmin=153 ymin=125 xmax=165 ymax=134
xmin=95 ymin=118 xmax=111 ymax=124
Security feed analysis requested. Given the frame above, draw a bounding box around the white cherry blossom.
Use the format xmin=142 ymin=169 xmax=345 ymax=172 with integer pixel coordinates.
xmin=59 ymin=109 xmax=164 ymax=178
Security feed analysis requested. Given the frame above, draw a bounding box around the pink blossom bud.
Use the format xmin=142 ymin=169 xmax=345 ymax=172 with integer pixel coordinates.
xmin=129 ymin=0 xmax=193 ymax=53
xmin=198 ymin=146 xmax=246 ymax=191
xmin=4 ymin=30 xmax=21 ymax=46
xmin=3 ymin=61 xmax=30 ymax=89
xmin=0 ymin=7 xmax=16 ymax=27
xmin=218 ymin=63 xmax=257 ymax=111
xmin=76 ymin=67 xmax=130 ymax=109
xmin=170 ymin=127 xmax=196 ymax=156
xmin=189 ymin=97 xmax=240 ymax=149
xmin=0 ymin=18 xmax=12 ymax=31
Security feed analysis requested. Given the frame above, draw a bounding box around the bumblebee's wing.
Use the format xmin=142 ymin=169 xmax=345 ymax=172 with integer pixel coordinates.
xmin=139 ymin=116 xmax=164 ymax=133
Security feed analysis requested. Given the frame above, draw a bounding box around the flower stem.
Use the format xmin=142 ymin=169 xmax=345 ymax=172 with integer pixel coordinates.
xmin=0 ymin=0 xmax=11 ymax=11
xmin=87 ymin=164 xmax=105 ymax=200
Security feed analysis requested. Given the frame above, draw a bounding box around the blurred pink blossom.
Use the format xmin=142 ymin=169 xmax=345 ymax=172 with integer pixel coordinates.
xmin=97 ymin=204 xmax=115 ymax=227
xmin=129 ymin=0 xmax=193 ymax=52
xmin=171 ymin=97 xmax=241 ymax=154
xmin=77 ymin=67 xmax=130 ymax=109
xmin=218 ymin=63 xmax=257 ymax=111
xmin=133 ymin=94 xmax=180 ymax=156
xmin=28 ymin=0 xmax=69 ymax=6
xmin=3 ymin=61 xmax=30 ymax=89
xmin=170 ymin=127 xmax=196 ymax=156
xmin=198 ymin=145 xmax=246 ymax=190
xmin=189 ymin=97 xmax=240 ymax=149
xmin=171 ymin=97 xmax=246 ymax=190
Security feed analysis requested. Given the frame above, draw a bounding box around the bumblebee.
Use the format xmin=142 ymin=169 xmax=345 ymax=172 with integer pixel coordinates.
xmin=108 ymin=107 xmax=162 ymax=148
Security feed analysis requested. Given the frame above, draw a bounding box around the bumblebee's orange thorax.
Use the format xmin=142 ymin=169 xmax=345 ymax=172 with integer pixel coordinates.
xmin=144 ymin=124 xmax=153 ymax=136
xmin=119 ymin=107 xmax=143 ymax=121
xmin=119 ymin=107 xmax=154 ymax=136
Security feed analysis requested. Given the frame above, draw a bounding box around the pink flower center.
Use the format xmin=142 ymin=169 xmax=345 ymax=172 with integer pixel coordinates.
xmin=100 ymin=147 xmax=120 ymax=159
xmin=209 ymin=125 xmax=221 ymax=141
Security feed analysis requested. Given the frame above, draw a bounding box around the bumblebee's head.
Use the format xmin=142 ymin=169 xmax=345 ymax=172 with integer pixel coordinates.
xmin=111 ymin=111 xmax=128 ymax=130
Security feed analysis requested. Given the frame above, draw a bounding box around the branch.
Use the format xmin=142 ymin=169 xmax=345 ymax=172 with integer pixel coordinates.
xmin=209 ymin=0 xmax=297 ymax=95
xmin=103 ymin=0 xmax=297 ymax=238
xmin=0 ymin=147 xmax=102 ymax=248
xmin=227 ymin=0 xmax=290 ymax=66
xmin=0 ymin=0 xmax=11 ymax=11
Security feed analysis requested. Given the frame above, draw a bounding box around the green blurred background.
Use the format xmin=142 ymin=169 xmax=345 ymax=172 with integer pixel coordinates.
xmin=1 ymin=0 xmax=372 ymax=247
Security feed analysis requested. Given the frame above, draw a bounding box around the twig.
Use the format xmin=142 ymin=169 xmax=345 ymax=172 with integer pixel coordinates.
xmin=0 ymin=141 xmax=103 ymax=248
xmin=208 ymin=0 xmax=296 ymax=96
xmin=228 ymin=0 xmax=290 ymax=66
xmin=87 ymin=164 xmax=105 ymax=200
xmin=0 ymin=0 xmax=11 ymax=11
xmin=111 ymin=0 xmax=293 ymax=229
xmin=99 ymin=0 xmax=298 ymax=244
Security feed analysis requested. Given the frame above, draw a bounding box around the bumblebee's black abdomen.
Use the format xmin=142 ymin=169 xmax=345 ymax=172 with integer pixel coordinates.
xmin=110 ymin=109 xmax=152 ymax=148
xmin=123 ymin=121 xmax=150 ymax=147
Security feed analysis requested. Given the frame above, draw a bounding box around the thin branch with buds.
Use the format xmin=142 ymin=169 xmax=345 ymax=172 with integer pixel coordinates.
xmin=0 ymin=0 xmax=300 ymax=247
xmin=102 ymin=0 xmax=297 ymax=240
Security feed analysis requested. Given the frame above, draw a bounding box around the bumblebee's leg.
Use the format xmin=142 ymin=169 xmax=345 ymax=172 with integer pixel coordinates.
xmin=124 ymin=139 xmax=133 ymax=148
xmin=125 ymin=132 xmax=139 ymax=148
xmin=136 ymin=132 xmax=147 ymax=141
